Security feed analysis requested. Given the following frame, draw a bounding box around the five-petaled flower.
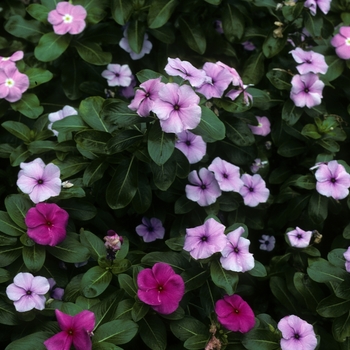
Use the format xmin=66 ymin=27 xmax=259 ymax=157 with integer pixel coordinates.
xmin=314 ymin=160 xmax=350 ymax=200
xmin=331 ymin=26 xmax=350 ymax=60
xmin=175 ymin=130 xmax=207 ymax=164
xmin=259 ymin=235 xmax=276 ymax=252
xmin=186 ymin=168 xmax=222 ymax=206
xmin=25 ymin=203 xmax=69 ymax=246
xmin=239 ymin=174 xmax=269 ymax=207
xmin=48 ymin=105 xmax=78 ymax=136
xmin=48 ymin=2 xmax=87 ymax=35
xmin=248 ymin=116 xmax=271 ymax=136
xmin=290 ymin=48 xmax=328 ymax=74
xmin=137 ymin=262 xmax=185 ymax=314
xmin=287 ymin=227 xmax=312 ymax=248
xmin=6 ymin=272 xmax=50 ymax=312
xmin=215 ymin=294 xmax=256 ymax=333
xmin=184 ymin=218 xmax=227 ymax=260
xmin=0 ymin=64 xmax=29 ymax=102
xmin=304 ymin=0 xmax=331 ymax=16
xmin=220 ymin=226 xmax=255 ymax=272
xmin=277 ymin=315 xmax=317 ymax=350
xmin=135 ymin=217 xmax=165 ymax=243
xmin=17 ymin=158 xmax=62 ymax=204
xmin=44 ymin=309 xmax=95 ymax=350
xmin=101 ymin=64 xmax=133 ymax=87
xmin=119 ymin=27 xmax=153 ymax=60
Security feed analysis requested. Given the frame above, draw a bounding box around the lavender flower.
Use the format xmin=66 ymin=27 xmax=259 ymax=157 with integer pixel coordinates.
xmin=186 ymin=168 xmax=222 ymax=206
xmin=344 ymin=247 xmax=350 ymax=273
xmin=287 ymin=227 xmax=312 ymax=248
xmin=239 ymin=174 xmax=269 ymax=207
xmin=119 ymin=28 xmax=152 ymax=60
xmin=259 ymin=235 xmax=276 ymax=251
xmin=101 ymin=64 xmax=132 ymax=87
xmin=250 ymin=158 xmax=267 ymax=174
xmin=304 ymin=0 xmax=331 ymax=16
xmin=242 ymin=41 xmax=256 ymax=51
xmin=136 ymin=217 xmax=165 ymax=243
xmin=175 ymin=130 xmax=207 ymax=164
xmin=290 ymin=48 xmax=328 ymax=74
xmin=184 ymin=218 xmax=227 ymax=259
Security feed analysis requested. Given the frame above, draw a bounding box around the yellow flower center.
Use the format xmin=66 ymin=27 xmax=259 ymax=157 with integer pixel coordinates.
xmin=5 ymin=78 xmax=14 ymax=88
xmin=63 ymin=14 xmax=73 ymax=23
xmin=2 ymin=57 xmax=10 ymax=61
xmin=346 ymin=38 xmax=350 ymax=46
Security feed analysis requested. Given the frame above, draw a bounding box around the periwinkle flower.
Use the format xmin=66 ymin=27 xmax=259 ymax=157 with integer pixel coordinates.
xmin=164 ymin=57 xmax=207 ymax=88
xmin=152 ymin=83 xmax=201 ymax=134
xmin=137 ymin=262 xmax=185 ymax=314
xmin=248 ymin=116 xmax=271 ymax=136
xmin=242 ymin=41 xmax=256 ymax=51
xmin=175 ymin=130 xmax=207 ymax=164
xmin=101 ymin=64 xmax=132 ymax=87
xmin=208 ymin=157 xmax=243 ymax=192
xmin=128 ymin=77 xmax=163 ymax=117
xmin=25 ymin=203 xmax=69 ymax=246
xmin=277 ymin=315 xmax=317 ymax=350
xmin=120 ymin=74 xmax=137 ymax=99
xmin=17 ymin=158 xmax=62 ymax=204
xmin=314 ymin=160 xmax=350 ymax=200
xmin=290 ymin=73 xmax=324 ymax=108
xmin=119 ymin=28 xmax=152 ymax=60
xmin=287 ymin=227 xmax=312 ymax=248
xmin=304 ymin=0 xmax=331 ymax=16
xmin=331 ymin=26 xmax=350 ymax=60
xmin=135 ymin=217 xmax=165 ymax=243
xmin=184 ymin=218 xmax=227 ymax=260
xmin=215 ymin=294 xmax=255 ymax=333
xmin=239 ymin=174 xmax=269 ymax=207
xmin=186 ymin=168 xmax=222 ymax=206
xmin=48 ymin=2 xmax=87 ymax=35
xmin=48 ymin=278 xmax=64 ymax=300
xmin=44 ymin=309 xmax=95 ymax=350
xmin=0 ymin=64 xmax=29 ymax=102
xmin=344 ymin=247 xmax=350 ymax=273
xmin=48 ymin=105 xmax=78 ymax=136
xmin=259 ymin=235 xmax=276 ymax=251
xmin=220 ymin=226 xmax=255 ymax=272
xmin=6 ymin=272 xmax=50 ymax=312
xmin=289 ymin=48 xmax=328 ymax=74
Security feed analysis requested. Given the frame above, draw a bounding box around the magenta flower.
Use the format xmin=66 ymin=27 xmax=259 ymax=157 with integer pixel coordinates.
xmin=44 ymin=309 xmax=95 ymax=350
xmin=164 ymin=57 xmax=207 ymax=88
xmin=6 ymin=272 xmax=50 ymax=312
xmin=0 ymin=64 xmax=29 ymax=103
xmin=278 ymin=315 xmax=317 ymax=350
xmin=137 ymin=262 xmax=185 ymax=314
xmin=344 ymin=247 xmax=350 ymax=273
xmin=175 ymin=130 xmax=207 ymax=164
xmin=184 ymin=218 xmax=227 ymax=260
xmin=290 ymin=73 xmax=324 ymax=108
xmin=215 ymin=294 xmax=255 ymax=333
xmin=0 ymin=51 xmax=24 ymax=68
xmin=25 ymin=203 xmax=69 ymax=246
xmin=152 ymin=83 xmax=201 ymax=134
xmin=136 ymin=217 xmax=165 ymax=243
xmin=186 ymin=168 xmax=222 ymax=206
xmin=47 ymin=2 xmax=87 ymax=35
xmin=128 ymin=77 xmax=163 ymax=117
xmin=239 ymin=174 xmax=269 ymax=207
xmin=208 ymin=157 xmax=243 ymax=192
xmin=259 ymin=235 xmax=276 ymax=252
xmin=119 ymin=28 xmax=152 ymax=60
xmin=331 ymin=27 xmax=350 ymax=60
xmin=196 ymin=62 xmax=232 ymax=99
xmin=290 ymin=48 xmax=328 ymax=74
xmin=315 ymin=160 xmax=350 ymax=200
xmin=104 ymin=230 xmax=123 ymax=251
xmin=17 ymin=158 xmax=62 ymax=203
xmin=304 ymin=0 xmax=331 ymax=16
xmin=101 ymin=64 xmax=132 ymax=87
xmin=48 ymin=105 xmax=78 ymax=136
xmin=248 ymin=116 xmax=271 ymax=136
xmin=220 ymin=226 xmax=254 ymax=272
xmin=287 ymin=227 xmax=312 ymax=248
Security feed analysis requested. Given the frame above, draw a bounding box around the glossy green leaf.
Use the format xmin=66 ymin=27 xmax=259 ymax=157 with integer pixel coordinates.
xmin=2 ymin=121 xmax=31 ymax=142
xmin=34 ymin=32 xmax=71 ymax=61
xmin=139 ymin=315 xmax=167 ymax=350
xmin=26 ymin=68 xmax=53 ymax=88
xmin=118 ymin=274 xmax=137 ymax=298
xmin=80 ymin=230 xmax=106 ymax=260
xmin=225 ymin=119 xmax=255 ymax=146
xmin=270 ymin=276 xmax=298 ymax=314
xmin=52 ymin=115 xmax=88 ymax=134
xmin=111 ymin=0 xmax=133 ymax=25
xmin=333 ymin=312 xmax=350 ymax=342
xmin=22 ymin=244 xmax=46 ymax=272
xmin=148 ymin=0 xmax=178 ymax=29
xmin=307 ymin=258 xmax=348 ymax=284
xmin=83 ymin=159 xmax=109 ymax=186
xmin=210 ymin=259 xmax=238 ymax=295
xmin=5 ymin=194 xmax=32 ymax=230
xmin=81 ymin=266 xmax=112 ymax=298
xmin=5 ymin=15 xmax=44 ymax=43
xmin=263 ymin=31 xmax=287 ymax=58
xmin=107 ymin=129 xmax=143 ymax=154
xmin=79 ymin=96 xmax=110 ymax=131
xmin=221 ymin=4 xmax=245 ymax=42
xmin=266 ymin=69 xmax=291 ymax=90
xmin=242 ymin=52 xmax=265 ymax=85
xmin=317 ymin=294 xmax=350 ymax=318
xmin=178 ymin=16 xmax=206 ymax=54
xmin=94 ymin=319 xmax=138 ymax=344
xmin=170 ymin=316 xmax=207 ymax=341
xmin=127 ymin=20 xmax=146 ymax=54
xmin=150 ymin=157 xmax=176 ymax=191
xmin=181 ymin=266 xmax=210 ymax=292
xmin=132 ymin=174 xmax=152 ymax=214
xmin=11 ymin=93 xmax=43 ymax=119
xmin=75 ymin=130 xmax=111 ymax=154
xmin=74 ymin=41 xmax=112 ymax=65
xmin=131 ymin=300 xmax=150 ymax=322
xmin=242 ymin=329 xmax=280 ymax=350
xmin=53 ymin=156 xmax=89 ymax=179
xmin=26 ymin=4 xmax=49 ymax=22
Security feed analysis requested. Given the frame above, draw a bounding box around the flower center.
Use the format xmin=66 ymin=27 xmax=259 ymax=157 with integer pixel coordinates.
xmin=63 ymin=14 xmax=73 ymax=23
xmin=158 ymin=286 xmax=163 ymax=291
xmin=234 ymin=247 xmax=239 ymax=253
xmin=248 ymin=187 xmax=254 ymax=192
xmin=2 ymin=57 xmax=10 ymax=61
xmin=306 ymin=59 xmax=312 ymax=64
xmin=304 ymin=88 xmax=309 ymax=93
xmin=145 ymin=92 xmax=150 ymax=98
xmin=37 ymin=179 xmax=44 ymax=184
xmin=201 ymin=184 xmax=207 ymax=190
xmin=265 ymin=240 xmax=269 ymax=245
xmin=174 ymin=104 xmax=180 ymax=110
xmin=68 ymin=329 xmax=74 ymax=335
xmin=297 ymin=234 xmax=302 ymax=239
xmin=294 ymin=333 xmax=300 ymax=339
xmin=346 ymin=38 xmax=350 ymax=46
xmin=26 ymin=290 xmax=32 ymax=295
xmin=147 ymin=226 xmax=154 ymax=233
xmin=46 ymin=221 xmax=52 ymax=227
xmin=330 ymin=177 xmax=336 ymax=183
xmin=234 ymin=308 xmax=239 ymax=314
xmin=5 ymin=78 xmax=14 ymax=88
xmin=223 ymin=173 xmax=228 ymax=179
xmin=201 ymin=236 xmax=208 ymax=242
xmin=185 ymin=140 xmax=191 ymax=146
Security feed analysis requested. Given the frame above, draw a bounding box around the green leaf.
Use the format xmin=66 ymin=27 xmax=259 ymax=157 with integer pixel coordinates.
xmin=282 ymin=100 xmax=303 ymax=126
xmin=74 ymin=41 xmax=112 ymax=65
xmin=266 ymin=69 xmax=291 ymax=91
xmin=181 ymin=266 xmax=210 ymax=292
xmin=317 ymin=294 xmax=350 ymax=318
xmin=94 ymin=319 xmax=138 ymax=345
xmin=5 ymin=332 xmax=52 ymax=349
xmin=53 ymin=156 xmax=89 ymax=179
xmin=75 ymin=130 xmax=111 ymax=154
xmin=225 ymin=119 xmax=255 ymax=146
xmin=139 ymin=315 xmax=167 ymax=350
xmin=221 ymin=4 xmax=245 ymax=42
xmin=170 ymin=316 xmax=207 ymax=341
xmin=0 ymin=268 xmax=11 ymax=283
xmin=107 ymin=129 xmax=143 ymax=154
xmin=333 ymin=312 xmax=350 ymax=342
xmin=141 ymin=251 xmax=190 ymax=273
xmin=5 ymin=194 xmax=32 ymax=230
xmin=74 ymin=0 xmax=108 ymax=24
xmin=131 ymin=300 xmax=150 ymax=322
xmin=83 ymin=159 xmax=109 ymax=186
xmin=323 ymin=56 xmax=345 ymax=82
xmin=263 ymin=31 xmax=287 ymax=58
xmin=136 ymin=69 xmax=166 ymax=84
xmin=28 ymin=140 xmax=56 ymax=154
xmin=132 ymin=174 xmax=152 ymax=214
xmin=111 ymin=258 xmax=131 ymax=274
xmin=270 ymin=276 xmax=298 ymax=314
xmin=317 ymin=139 xmax=340 ymax=152
xmin=127 ymin=20 xmax=146 ymax=54
xmin=10 ymin=93 xmax=43 ymax=119
xmin=148 ymin=121 xmax=175 ymax=166
xmin=278 ymin=140 xmax=306 ymax=157
xmin=301 ymin=124 xmax=321 ymax=139
xmin=79 ymin=96 xmax=109 ymax=131
xmin=80 ymin=230 xmax=106 ymax=260
xmin=111 ymin=0 xmax=133 ymax=25
xmin=175 ymin=195 xmax=197 ymax=214
xmin=148 ymin=0 xmax=178 ymax=29
xmin=307 ymin=258 xmax=348 ymax=284
xmin=344 ymin=223 xmax=350 ymax=239
xmin=61 ymin=56 xmax=83 ymax=100
xmin=148 ymin=26 xmax=175 ymax=44
xmin=1 ymin=121 xmax=31 ymax=142
xmin=26 ymin=4 xmax=49 ymax=22
xmin=242 ymin=52 xmax=265 ymax=85
xmin=184 ymin=334 xmax=209 ymax=349
xmin=52 ymin=115 xmax=88 ymax=134
xmin=5 ymin=15 xmax=44 ymax=43
xmin=294 ymin=175 xmax=316 ymax=190
xmin=248 ymin=260 xmax=267 ymax=277
xmin=106 ymin=157 xmax=138 ymax=209
xmin=304 ymin=11 xmax=322 ymax=37
xmin=26 ymin=68 xmax=53 ymax=88
xmin=150 ymin=157 xmax=176 ymax=191
xmin=308 ymin=191 xmax=328 ymax=223
xmin=178 ymin=16 xmax=206 ymax=54
xmin=192 ymin=106 xmax=225 ymax=142
xmin=242 ymin=329 xmax=280 ymax=350
xmin=34 ymin=32 xmax=71 ymax=62
xmin=61 ymin=198 xmax=97 ymax=221
xmin=210 ymin=259 xmax=238 ymax=295
xmin=282 ymin=2 xmax=304 ymax=21
xmin=118 ymin=274 xmax=137 ymax=298
xmin=0 ymin=246 xmax=23 ymax=268
xmin=81 ymin=266 xmax=112 ymax=298
xmin=22 ymin=244 xmax=46 ymax=272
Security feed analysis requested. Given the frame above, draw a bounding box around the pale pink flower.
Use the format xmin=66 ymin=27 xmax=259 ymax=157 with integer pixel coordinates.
xmin=331 ymin=26 xmax=350 ymax=60
xmin=287 ymin=227 xmax=312 ymax=248
xmin=344 ymin=247 xmax=350 ymax=273
xmin=239 ymin=174 xmax=269 ymax=207
xmin=6 ymin=272 xmax=50 ymax=312
xmin=0 ymin=64 xmax=29 ymax=102
xmin=290 ymin=48 xmax=328 ymax=74
xmin=0 ymin=51 xmax=24 ymax=68
xmin=248 ymin=116 xmax=271 ymax=136
xmin=175 ymin=130 xmax=207 ymax=164
xmin=101 ymin=64 xmax=132 ymax=87
xmin=216 ymin=61 xmax=242 ymax=86
xmin=48 ymin=105 xmax=78 ymax=136
xmin=48 ymin=2 xmax=87 ymax=35
xmin=220 ymin=226 xmax=255 ymax=272
xmin=304 ymin=0 xmax=331 ymax=16
xmin=119 ymin=28 xmax=152 ymax=60
xmin=184 ymin=218 xmax=227 ymax=259
xmin=17 ymin=158 xmax=62 ymax=203
xmin=136 ymin=217 xmax=165 ymax=243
